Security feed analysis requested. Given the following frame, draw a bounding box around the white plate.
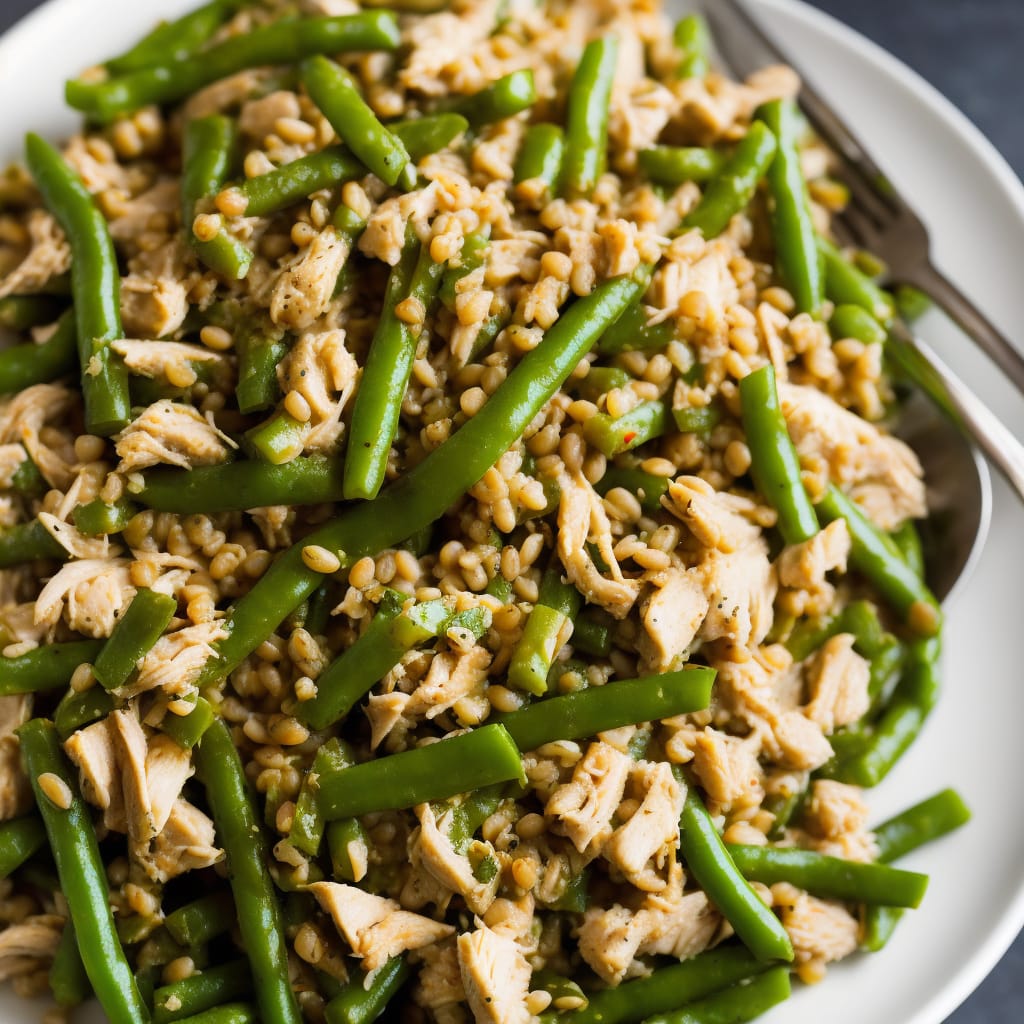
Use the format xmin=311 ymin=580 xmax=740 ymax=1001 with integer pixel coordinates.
xmin=1 ymin=1 xmax=1023 ymax=1022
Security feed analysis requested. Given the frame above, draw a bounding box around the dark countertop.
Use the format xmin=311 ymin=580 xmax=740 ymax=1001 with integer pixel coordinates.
xmin=0 ymin=0 xmax=1022 ymax=1022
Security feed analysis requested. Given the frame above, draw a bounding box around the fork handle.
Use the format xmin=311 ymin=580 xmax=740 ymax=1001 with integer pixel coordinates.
xmin=887 ymin=322 xmax=1024 ymax=502
xmin=904 ymin=261 xmax=1024 ymax=396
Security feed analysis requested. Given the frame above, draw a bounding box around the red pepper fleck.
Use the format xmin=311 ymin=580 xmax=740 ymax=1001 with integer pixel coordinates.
xmin=623 ymin=431 xmax=638 ymax=445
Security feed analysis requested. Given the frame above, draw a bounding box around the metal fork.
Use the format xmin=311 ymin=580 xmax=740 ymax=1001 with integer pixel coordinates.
xmin=705 ymin=0 xmax=1024 ymax=501
xmin=706 ymin=0 xmax=1024 ymax=392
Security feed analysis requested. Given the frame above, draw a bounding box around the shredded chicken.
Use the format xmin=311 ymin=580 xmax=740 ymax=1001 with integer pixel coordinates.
xmin=773 ymin=881 xmax=860 ymax=964
xmin=0 ymin=916 xmax=63 ymax=981
xmin=271 ymin=227 xmax=352 ymax=329
xmin=0 ymin=210 xmax=70 ymax=298
xmin=130 ymin=621 xmax=229 ymax=697
xmin=804 ymin=633 xmax=871 ymax=734
xmin=0 ymin=696 xmax=32 ymax=820
xmin=115 ymin=400 xmax=233 ymax=473
xmin=34 ymin=558 xmax=134 ymax=638
xmin=456 ymin=923 xmax=532 ymax=1024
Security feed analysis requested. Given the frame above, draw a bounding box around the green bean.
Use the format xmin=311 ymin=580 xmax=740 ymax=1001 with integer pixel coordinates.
xmin=0 ymin=294 xmax=65 ymax=332
xmin=67 ymin=12 xmax=401 ymax=123
xmin=452 ymin=69 xmax=536 ymax=128
xmin=890 ymin=519 xmax=926 ymax=578
xmin=739 ymin=364 xmax=818 ymax=545
xmin=583 ymin=400 xmax=669 ymax=458
xmin=638 ymin=146 xmax=726 ymax=186
xmin=196 ymin=270 xmax=649 ymax=687
xmin=572 ymin=610 xmax=613 ymax=658
xmin=9 ymin=454 xmax=46 ymax=497
xmin=295 ymin=590 xmax=402 ymax=730
xmin=138 ymin=454 xmax=344 ymax=514
xmin=235 ymin=325 xmax=288 ymax=413
xmin=18 ymin=719 xmax=148 ymax=1024
xmin=440 ymin=228 xmax=490 ymax=312
xmin=727 ymin=843 xmax=928 ymax=907
xmin=675 ymin=13 xmax=711 ymax=78
xmin=0 ymin=816 xmax=46 ymax=878
xmin=0 ymin=640 xmax=101 ymax=698
xmin=680 ymin=788 xmax=794 ymax=962
xmin=563 ymin=37 xmax=618 ymax=198
xmin=194 ymin=722 xmax=301 ymax=1024
xmin=514 ymin=123 xmax=565 ymax=194
xmin=866 ymin=635 xmax=905 ymax=711
xmin=327 ymin=818 xmax=370 ymax=883
xmin=153 ymin=960 xmax=252 ymax=1024
xmin=103 ymin=1 xmax=241 ymax=75
xmin=673 ymin=403 xmax=721 ymax=435
xmin=862 ymin=788 xmax=969 ymax=951
xmin=303 ymin=56 xmax=412 ymax=189
xmin=0 ymin=307 xmax=78 ymax=394
xmin=0 ymin=519 xmax=65 ymax=567
xmin=24 ymin=136 xmax=130 ymax=435
xmin=160 ymin=696 xmax=216 ymax=750
xmin=816 ymin=485 xmax=940 ymax=635
xmin=833 ymin=636 xmax=940 ymax=788
xmin=595 ymin=466 xmax=670 ymax=512
xmin=93 ymin=588 xmax=177 ymax=691
xmin=164 ymin=892 xmax=236 ymax=948
xmin=895 ymin=284 xmax=932 ymax=324
xmin=764 ymin=788 xmax=805 ymax=840
xmin=245 ymin=411 xmax=308 ymax=465
xmin=818 ymin=237 xmax=895 ymax=325
xmin=49 ymin=921 xmax=91 ymax=1008
xmin=344 ymin=235 xmax=445 ymax=499
xmin=318 ymin=723 xmax=525 ymax=819
xmin=543 ymin=947 xmax=769 ymax=1024
xmin=325 ymin=957 xmax=409 ymax=1024
xmin=444 ymin=784 xmax=506 ymax=854
xmin=757 ymin=99 xmax=822 ymax=315
xmin=183 ymin=116 xmax=254 ymax=280
xmin=234 ymin=146 xmax=362 ymax=218
xmin=574 ymin=366 xmax=632 ymax=403
xmin=873 ymin=787 xmax=970 ymax=865
xmin=172 ymin=1006 xmax=256 ymax=1024
xmin=291 ymin=738 xmax=354 ymax=856
xmin=72 ymin=498 xmax=137 ymax=537
xmin=644 ymin=966 xmax=791 ymax=1024
xmin=390 ymin=113 xmax=469 ymax=162
xmin=495 ymin=668 xmax=715 ymax=752
xmin=829 ymin=303 xmax=887 ymax=346
xmin=532 ymin=971 xmax=589 ymax=1012
xmin=53 ymin=686 xmax=114 ymax=739
xmin=683 ymin=122 xmax=777 ymax=239
xmin=508 ymin=566 xmax=581 ymax=696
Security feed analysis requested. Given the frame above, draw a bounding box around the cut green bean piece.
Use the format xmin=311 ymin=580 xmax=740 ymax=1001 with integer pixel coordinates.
xmin=726 ymin=844 xmax=928 ymax=906
xmin=10 ymin=454 xmax=46 ymax=497
xmin=160 ymin=696 xmax=216 ymax=750
xmin=675 ymin=13 xmax=711 ymax=78
xmin=829 ymin=303 xmax=887 ymax=345
xmin=72 ymin=498 xmax=137 ymax=537
xmin=0 ymin=519 xmax=65 ymax=568
xmin=291 ymin=738 xmax=354 ymax=857
xmin=0 ymin=640 xmax=102 ymax=697
xmin=49 ymin=919 xmax=91 ymax=1008
xmin=532 ymin=971 xmax=588 ymax=1011
xmin=645 ymin=966 xmax=791 ymax=1024
xmin=583 ymin=400 xmax=669 ymax=458
xmin=541 ymin=947 xmax=769 ymax=1024
xmin=53 ymin=686 xmax=114 ymax=740
xmin=172 ymin=1006 xmax=256 ymax=1024
xmin=0 ymin=294 xmax=65 ymax=332
xmin=680 ymin=788 xmax=794 ymax=962
xmin=572 ymin=610 xmax=613 ymax=657
xmin=818 ymin=237 xmax=895 ymax=325
xmin=508 ymin=566 xmax=582 ymax=695
xmin=93 ymin=588 xmax=177 ymax=691
xmin=574 ymin=366 xmax=632 ymax=402
xmin=303 ymin=56 xmax=412 ymax=188
xmin=0 ymin=307 xmax=78 ymax=394
xmin=236 ymin=146 xmax=363 ymax=219
xmin=235 ymin=327 xmax=288 ymax=414
xmin=683 ymin=122 xmax=777 ymax=239
xmin=18 ymin=719 xmax=148 ymax=1024
xmin=344 ymin=235 xmax=445 ymax=499
xmin=0 ymin=816 xmax=46 ymax=878
xmin=67 ymin=12 xmax=402 ymax=123
xmin=673 ymin=404 xmax=721 ymax=435
xmin=327 ymin=818 xmax=370 ymax=883
xmin=391 ymin=113 xmax=469 ymax=162
xmin=890 ymin=519 xmax=926 ymax=579
xmin=318 ymin=724 xmax=526 ymax=820
xmin=325 ymin=956 xmax=410 ymax=1024
xmin=816 ymin=485 xmax=940 ymax=635
xmin=246 ymin=412 xmax=308 ymax=466
xmin=739 ymin=364 xmax=818 ymax=545
xmin=596 ymin=301 xmax=676 ymax=355
xmin=873 ymin=787 xmax=970 ymax=864
xmin=164 ymin=891 xmax=236 ymax=948
xmin=514 ymin=123 xmax=565 ymax=193
xmin=194 ymin=723 xmax=301 ymax=1024
xmin=495 ymin=669 xmax=714 ymax=752
xmin=25 ymin=135 xmax=130 ymax=436
xmin=563 ymin=36 xmax=618 ymax=198
xmin=153 ymin=960 xmax=252 ymax=1024
xmin=595 ymin=466 xmax=670 ymax=512
xmin=196 ymin=270 xmax=649 ymax=687
xmin=452 ymin=69 xmax=536 ymax=128
xmin=639 ymin=145 xmax=726 ymax=186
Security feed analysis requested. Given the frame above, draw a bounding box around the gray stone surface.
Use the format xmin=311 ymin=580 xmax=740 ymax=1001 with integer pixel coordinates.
xmin=0 ymin=0 xmax=1020 ymax=1021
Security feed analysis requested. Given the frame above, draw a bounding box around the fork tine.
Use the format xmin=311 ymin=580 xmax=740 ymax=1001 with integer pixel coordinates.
xmin=832 ymin=203 xmax=875 ymax=249
xmin=704 ymin=0 xmax=904 ymax=223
